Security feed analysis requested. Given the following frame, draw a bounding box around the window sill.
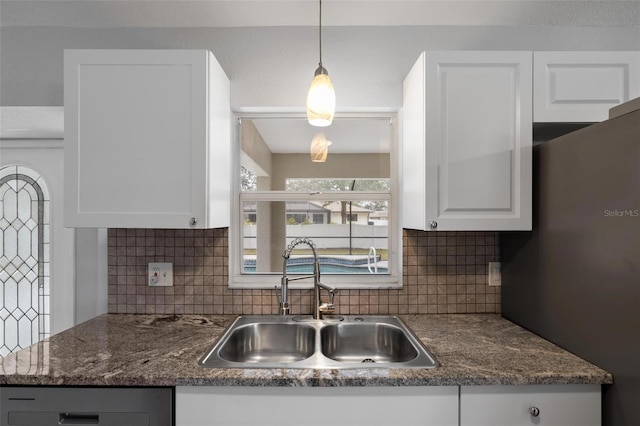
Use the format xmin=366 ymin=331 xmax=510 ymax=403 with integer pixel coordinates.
xmin=229 ymin=273 xmax=402 ymax=290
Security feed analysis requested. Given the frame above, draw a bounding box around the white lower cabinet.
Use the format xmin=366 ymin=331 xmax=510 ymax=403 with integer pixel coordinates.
xmin=177 ymin=385 xmax=601 ymax=426
xmin=175 ymin=386 xmax=459 ymax=426
xmin=460 ymin=384 xmax=601 ymax=426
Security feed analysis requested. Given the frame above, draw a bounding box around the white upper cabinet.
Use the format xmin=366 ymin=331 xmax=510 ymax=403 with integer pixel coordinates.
xmin=402 ymin=51 xmax=532 ymax=231
xmin=534 ymin=51 xmax=640 ymax=122
xmin=64 ymin=49 xmax=231 ymax=229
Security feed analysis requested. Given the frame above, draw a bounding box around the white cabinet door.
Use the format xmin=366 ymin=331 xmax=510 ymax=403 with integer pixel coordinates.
xmin=64 ymin=49 xmax=230 ymax=229
xmin=534 ymin=51 xmax=640 ymax=122
xmin=460 ymin=384 xmax=601 ymax=426
xmin=176 ymin=386 xmax=459 ymax=426
xmin=402 ymin=51 xmax=532 ymax=231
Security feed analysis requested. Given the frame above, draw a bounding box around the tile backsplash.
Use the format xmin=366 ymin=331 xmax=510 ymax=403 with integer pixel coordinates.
xmin=107 ymin=228 xmax=500 ymax=315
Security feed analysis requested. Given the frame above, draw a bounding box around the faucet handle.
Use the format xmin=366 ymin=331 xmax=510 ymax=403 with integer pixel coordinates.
xmin=273 ymin=284 xmax=281 ymax=301
xmin=319 ymin=302 xmax=335 ymax=314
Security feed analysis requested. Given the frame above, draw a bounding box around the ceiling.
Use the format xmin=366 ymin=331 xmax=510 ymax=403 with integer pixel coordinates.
xmin=249 ymin=117 xmax=392 ymax=154
xmin=2 ymin=0 xmax=638 ymax=28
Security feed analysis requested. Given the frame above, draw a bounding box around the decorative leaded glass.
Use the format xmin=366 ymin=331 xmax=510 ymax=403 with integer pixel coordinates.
xmin=0 ymin=166 xmax=50 ymax=357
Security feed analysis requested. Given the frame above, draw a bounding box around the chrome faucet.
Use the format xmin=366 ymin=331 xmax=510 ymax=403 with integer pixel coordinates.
xmin=278 ymin=237 xmax=337 ymax=319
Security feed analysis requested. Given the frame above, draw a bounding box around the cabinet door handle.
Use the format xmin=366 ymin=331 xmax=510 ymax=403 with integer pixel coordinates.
xmin=429 ymin=221 xmax=438 ymax=230
xmin=189 ymin=217 xmax=198 ymax=227
xmin=529 ymin=406 xmax=540 ymax=417
xmin=59 ymin=413 xmax=99 ymax=424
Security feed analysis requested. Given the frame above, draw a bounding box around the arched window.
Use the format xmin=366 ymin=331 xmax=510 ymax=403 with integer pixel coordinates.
xmin=0 ymin=166 xmax=50 ymax=356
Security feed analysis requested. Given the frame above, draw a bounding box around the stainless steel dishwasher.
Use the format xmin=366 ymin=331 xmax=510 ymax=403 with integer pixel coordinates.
xmin=0 ymin=386 xmax=172 ymax=426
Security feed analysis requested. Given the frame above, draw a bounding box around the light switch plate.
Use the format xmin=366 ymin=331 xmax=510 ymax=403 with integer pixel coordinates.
xmin=488 ymin=262 xmax=501 ymax=286
xmin=148 ymin=262 xmax=173 ymax=287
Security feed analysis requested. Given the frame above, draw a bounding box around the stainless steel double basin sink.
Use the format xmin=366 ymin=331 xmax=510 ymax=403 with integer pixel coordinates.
xmin=199 ymin=315 xmax=439 ymax=369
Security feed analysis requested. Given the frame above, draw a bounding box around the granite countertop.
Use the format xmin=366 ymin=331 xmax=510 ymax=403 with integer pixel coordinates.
xmin=0 ymin=314 xmax=612 ymax=387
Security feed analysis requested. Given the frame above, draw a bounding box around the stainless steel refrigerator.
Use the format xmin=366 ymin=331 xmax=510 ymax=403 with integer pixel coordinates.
xmin=501 ymin=101 xmax=639 ymax=426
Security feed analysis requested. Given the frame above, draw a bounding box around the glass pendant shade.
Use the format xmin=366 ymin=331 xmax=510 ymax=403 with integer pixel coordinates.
xmin=307 ymin=68 xmax=335 ymax=127
xmin=310 ymin=132 xmax=332 ymax=162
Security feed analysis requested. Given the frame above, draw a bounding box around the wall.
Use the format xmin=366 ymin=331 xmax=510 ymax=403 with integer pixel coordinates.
xmin=74 ymin=228 xmax=108 ymax=324
xmin=272 ymin=153 xmax=391 ymax=186
xmin=241 ymin=120 xmax=272 ymax=178
xmin=2 ymin=26 xmax=639 ymax=108
xmin=107 ymin=228 xmax=500 ymax=315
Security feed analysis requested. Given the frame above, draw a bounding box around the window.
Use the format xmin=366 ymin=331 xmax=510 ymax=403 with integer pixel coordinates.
xmin=0 ymin=166 xmax=50 ymax=356
xmin=231 ymin=115 xmax=400 ymax=289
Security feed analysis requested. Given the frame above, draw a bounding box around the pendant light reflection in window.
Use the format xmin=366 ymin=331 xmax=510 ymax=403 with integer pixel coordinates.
xmin=310 ymin=132 xmax=332 ymax=162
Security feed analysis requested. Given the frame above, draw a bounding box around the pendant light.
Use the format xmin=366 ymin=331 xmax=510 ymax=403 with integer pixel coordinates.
xmin=306 ymin=0 xmax=335 ymax=127
xmin=310 ymin=132 xmax=332 ymax=162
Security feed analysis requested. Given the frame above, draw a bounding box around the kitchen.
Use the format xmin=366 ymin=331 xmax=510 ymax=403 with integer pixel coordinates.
xmin=0 ymin=1 xmax=639 ymax=425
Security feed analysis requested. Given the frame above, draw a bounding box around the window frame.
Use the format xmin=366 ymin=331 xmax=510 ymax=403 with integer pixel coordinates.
xmin=229 ymin=112 xmax=402 ymax=290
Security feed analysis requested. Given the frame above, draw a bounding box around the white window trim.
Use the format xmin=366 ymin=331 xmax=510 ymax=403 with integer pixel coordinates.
xmin=229 ymin=112 xmax=402 ymax=290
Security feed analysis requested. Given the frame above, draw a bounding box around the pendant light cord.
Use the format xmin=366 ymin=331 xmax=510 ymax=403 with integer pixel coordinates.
xmin=318 ymin=0 xmax=323 ymax=67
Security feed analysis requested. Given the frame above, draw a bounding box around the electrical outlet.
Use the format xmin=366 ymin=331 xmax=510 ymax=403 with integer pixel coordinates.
xmin=148 ymin=262 xmax=173 ymax=287
xmin=488 ymin=262 xmax=501 ymax=286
